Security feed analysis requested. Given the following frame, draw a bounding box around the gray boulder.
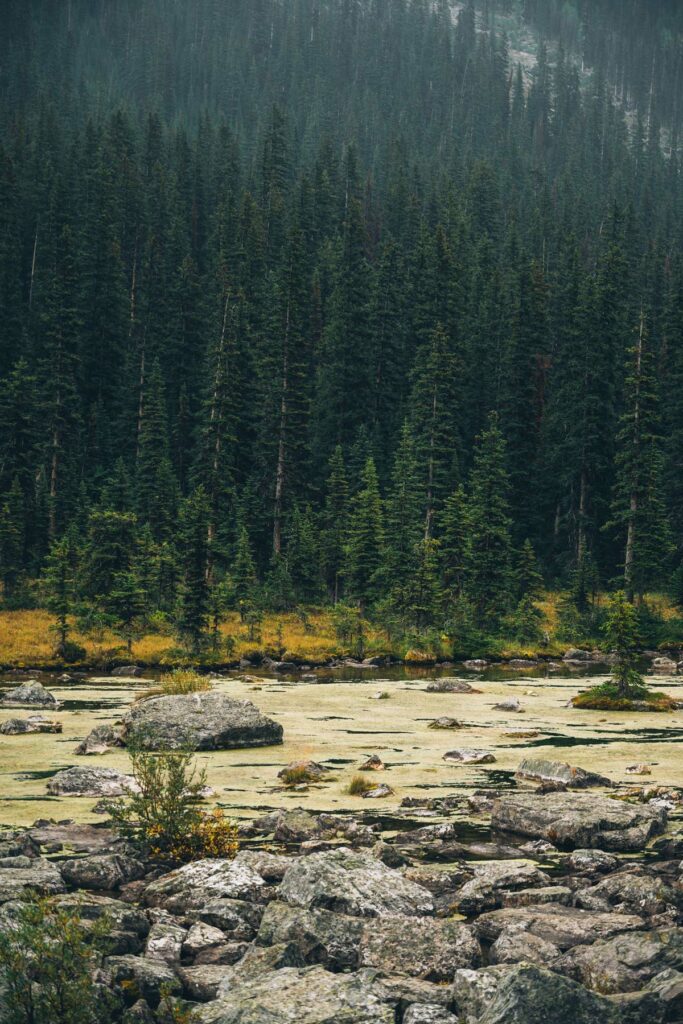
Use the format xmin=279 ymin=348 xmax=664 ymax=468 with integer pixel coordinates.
xmin=60 ymin=853 xmax=145 ymax=891
xmin=359 ymin=916 xmax=481 ymax=980
xmin=145 ymin=921 xmax=187 ymax=963
xmin=192 ymin=898 xmax=264 ymax=940
xmin=426 ymin=679 xmax=478 ymax=693
xmin=567 ymin=848 xmax=620 ymax=875
xmin=574 ymin=867 xmax=682 ymax=918
xmin=182 ymin=921 xmax=227 ymax=959
xmin=428 ymin=717 xmax=462 ymax=730
xmin=643 ymin=968 xmax=683 ymax=1020
xmin=75 ymin=724 xmax=124 ymax=755
xmin=1 ymin=681 xmax=60 ymax=708
xmin=256 ymin=901 xmax=363 ymax=971
xmin=455 ymin=860 xmax=551 ymax=915
xmin=474 ymin=964 xmax=620 ymax=1024
xmin=105 ymin=954 xmax=181 ymax=1007
xmin=0 ymin=857 xmax=66 ymax=902
xmin=563 ymin=649 xmax=592 ymax=662
xmin=51 ymin=892 xmax=149 ymax=954
xmin=0 ymin=715 xmax=62 ymax=734
xmin=47 ymin=766 xmax=139 ymax=797
xmin=443 ymin=748 xmax=496 ymax=765
xmin=489 ymin=929 xmax=560 ymax=966
xmin=278 ymin=847 xmax=435 ymax=918
xmin=491 ymin=792 xmax=666 ymax=851
xmin=516 ymin=757 xmax=613 ymax=789
xmin=474 ymin=903 xmax=645 ymax=950
xmin=144 ymin=857 xmax=267 ymax=914
xmin=121 ymin=692 xmax=283 ymax=750
xmin=194 ymin=965 xmax=394 ymax=1024
xmin=404 ymin=1008 xmax=458 ymax=1024
xmin=555 ymin=929 xmax=683 ymax=994
xmin=492 ymin=699 xmax=523 ymax=712
xmin=179 ymin=964 xmax=236 ymax=1002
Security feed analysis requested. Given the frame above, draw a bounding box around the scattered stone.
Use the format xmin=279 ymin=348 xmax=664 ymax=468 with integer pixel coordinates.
xmin=193 ymin=899 xmax=264 ymax=941
xmin=278 ymin=847 xmax=435 ymax=918
xmin=563 ymin=649 xmax=592 ymax=662
xmin=0 ymin=715 xmax=62 ymax=734
xmin=652 ymin=657 xmax=677 ymax=673
xmin=105 ymin=954 xmax=181 ymax=1007
xmin=574 ymin=867 xmax=683 ymax=918
xmin=360 ymin=754 xmax=385 ymax=771
xmin=428 ymin=717 xmax=462 ymax=730
xmin=489 ymin=929 xmax=560 ymax=966
xmin=145 ymin=921 xmax=187 ymax=963
xmin=403 ymin=1007 xmax=458 ymax=1024
xmin=464 ymin=660 xmax=488 ymax=670
xmin=363 ymin=784 xmax=394 ymax=799
xmin=75 ymin=724 xmax=124 ymax=755
xmin=426 ymin=679 xmax=479 ymax=693
xmin=443 ymin=749 xmax=496 ymax=765
xmin=277 ymin=760 xmax=327 ymax=783
xmin=182 ymin=921 xmax=227 ymax=959
xmin=491 ymin=791 xmax=666 ymax=851
xmin=46 ymin=766 xmax=139 ymax=797
xmin=516 ymin=758 xmax=613 ymax=789
xmin=554 ymin=929 xmax=682 ymax=994
xmin=625 ymin=764 xmax=652 ymax=776
xmin=0 ymin=681 xmax=60 ymax=708
xmin=492 ymin=699 xmax=523 ymax=712
xmin=567 ymin=849 xmax=619 ymax=875
xmin=111 ymin=666 xmax=144 ymax=677
xmin=179 ymin=964 xmax=235 ymax=1002
xmin=122 ymin=692 xmax=283 ymax=750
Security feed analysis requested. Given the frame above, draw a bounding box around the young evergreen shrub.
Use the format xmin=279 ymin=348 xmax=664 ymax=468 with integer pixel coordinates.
xmin=0 ymin=898 xmax=119 ymax=1024
xmin=109 ymin=741 xmax=238 ymax=865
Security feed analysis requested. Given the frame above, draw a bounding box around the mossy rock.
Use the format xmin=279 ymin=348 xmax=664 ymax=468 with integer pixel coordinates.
xmin=572 ymin=691 xmax=676 ymax=712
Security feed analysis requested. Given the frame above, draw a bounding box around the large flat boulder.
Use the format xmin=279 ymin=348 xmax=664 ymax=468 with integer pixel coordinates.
xmin=516 ymin=758 xmax=613 ymax=789
xmin=46 ymin=766 xmax=139 ymax=797
xmin=454 ymin=963 xmax=621 ymax=1024
xmin=121 ymin=692 xmax=283 ymax=750
xmin=474 ymin=903 xmax=645 ymax=950
xmin=359 ymin=916 xmax=481 ymax=980
xmin=143 ymin=856 xmax=267 ymax=914
xmin=0 ymin=857 xmax=66 ymax=902
xmin=491 ymin=792 xmax=666 ymax=851
xmin=0 ymin=715 xmax=62 ymax=734
xmin=454 ymin=860 xmax=552 ymax=915
xmin=278 ymin=847 xmax=435 ymax=918
xmin=555 ymin=929 xmax=683 ymax=994
xmin=0 ymin=681 xmax=60 ymax=708
xmin=194 ymin=965 xmax=395 ymax=1024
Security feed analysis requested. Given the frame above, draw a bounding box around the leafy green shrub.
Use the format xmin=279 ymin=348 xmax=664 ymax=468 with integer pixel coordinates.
xmin=109 ymin=742 xmax=238 ymax=865
xmin=0 ymin=898 xmax=119 ymax=1024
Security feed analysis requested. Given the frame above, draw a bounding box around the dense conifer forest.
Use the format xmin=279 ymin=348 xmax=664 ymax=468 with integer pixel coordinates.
xmin=0 ymin=0 xmax=682 ymax=657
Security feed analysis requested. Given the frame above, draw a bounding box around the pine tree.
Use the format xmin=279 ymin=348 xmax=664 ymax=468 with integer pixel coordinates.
xmin=321 ymin=446 xmax=349 ymax=603
xmin=384 ymin=422 xmax=423 ymax=593
xmin=516 ymin=539 xmax=544 ymax=600
xmin=464 ymin=413 xmax=514 ymax=625
xmin=232 ymin=526 xmax=258 ymax=618
xmin=0 ymin=477 xmax=24 ymax=604
xmin=83 ymin=510 xmax=138 ymax=601
xmin=176 ymin=487 xmax=211 ymax=653
xmin=136 ymin=357 xmax=177 ymax=539
xmin=344 ymin=457 xmax=385 ymax=610
xmin=43 ymin=532 xmax=78 ymax=653
xmin=439 ymin=485 xmax=468 ymax=600
xmin=107 ymin=570 xmax=145 ymax=654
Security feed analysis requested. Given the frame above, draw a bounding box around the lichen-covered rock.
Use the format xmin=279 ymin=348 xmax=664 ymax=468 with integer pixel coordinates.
xmin=1 ymin=681 xmax=60 ymax=708
xmin=492 ymin=699 xmax=523 ymax=712
xmin=474 ymin=903 xmax=645 ymax=950
xmin=455 ymin=861 xmax=551 ymax=915
xmin=278 ymin=760 xmax=328 ymax=782
xmin=359 ymin=916 xmax=481 ymax=980
xmin=192 ymin=898 xmax=264 ymax=940
xmin=404 ymin=1008 xmax=459 ymax=1024
xmin=516 ymin=758 xmax=613 ymax=789
xmin=0 ymin=857 xmax=66 ymax=902
xmin=145 ymin=921 xmax=186 ymax=963
xmin=143 ymin=857 xmax=267 ymax=914
xmin=489 ymin=929 xmax=560 ymax=966
xmin=278 ymin=847 xmax=434 ymax=918
xmin=554 ymin=929 xmax=683 ymax=994
xmin=75 ymin=724 xmax=124 ymax=755
xmin=428 ymin=717 xmax=462 ymax=730
xmin=0 ymin=715 xmax=62 ymax=734
xmin=567 ymin=849 xmax=620 ymax=875
xmin=574 ymin=867 xmax=682 ymax=918
xmin=46 ymin=766 xmax=139 ymax=797
xmin=179 ymin=964 xmax=235 ymax=1002
xmin=194 ymin=965 xmax=395 ymax=1024
xmin=105 ymin=954 xmax=181 ymax=1007
xmin=182 ymin=921 xmax=227 ymax=959
xmin=256 ymin=901 xmax=363 ymax=971
xmin=477 ymin=964 xmax=620 ymax=1024
xmin=122 ymin=692 xmax=283 ymax=750
xmin=50 ymin=893 xmax=149 ymax=954
xmin=60 ymin=853 xmax=145 ymax=891
xmin=491 ymin=792 xmax=666 ymax=851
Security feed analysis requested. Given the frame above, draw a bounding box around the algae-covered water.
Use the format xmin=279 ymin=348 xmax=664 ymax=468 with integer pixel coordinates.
xmin=0 ymin=667 xmax=681 ymax=828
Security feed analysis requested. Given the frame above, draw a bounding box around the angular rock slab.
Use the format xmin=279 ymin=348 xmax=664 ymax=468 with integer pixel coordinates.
xmin=0 ymin=681 xmax=60 ymax=708
xmin=278 ymin=847 xmax=435 ymax=918
xmin=256 ymin=901 xmax=364 ymax=972
xmin=516 ymin=758 xmax=612 ymax=789
xmin=554 ymin=929 xmax=683 ymax=994
xmin=46 ymin=766 xmax=139 ymax=797
xmin=359 ymin=916 xmax=481 ymax=981
xmin=474 ymin=903 xmax=645 ymax=950
xmin=122 ymin=692 xmax=283 ymax=750
xmin=0 ymin=715 xmax=62 ymax=734
xmin=491 ymin=792 xmax=666 ymax=851
xmin=144 ymin=856 xmax=267 ymax=914
xmin=194 ymin=966 xmax=395 ymax=1024
xmin=0 ymin=857 xmax=66 ymax=903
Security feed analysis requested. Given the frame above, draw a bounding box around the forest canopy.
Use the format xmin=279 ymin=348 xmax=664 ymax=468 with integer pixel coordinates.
xmin=0 ymin=0 xmax=682 ymax=655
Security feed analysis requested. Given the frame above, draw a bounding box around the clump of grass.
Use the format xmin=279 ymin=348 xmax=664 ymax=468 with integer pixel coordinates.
xmin=377 ymin=690 xmax=390 ymax=699
xmin=280 ymin=766 xmax=315 ymax=786
xmin=139 ymin=669 xmax=211 ymax=700
xmin=346 ymin=774 xmax=373 ymax=796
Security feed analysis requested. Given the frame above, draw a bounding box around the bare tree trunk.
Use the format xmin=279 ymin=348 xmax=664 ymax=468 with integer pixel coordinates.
xmin=28 ymin=227 xmax=38 ymax=310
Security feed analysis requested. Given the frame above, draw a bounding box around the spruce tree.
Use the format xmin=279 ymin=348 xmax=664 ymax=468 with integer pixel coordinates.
xmin=0 ymin=477 xmax=24 ymax=604
xmin=321 ymin=446 xmax=349 ymax=603
xmin=176 ymin=487 xmax=211 ymax=653
xmin=439 ymin=485 xmax=468 ymax=601
xmin=344 ymin=457 xmax=385 ymax=610
xmin=232 ymin=526 xmax=258 ymax=617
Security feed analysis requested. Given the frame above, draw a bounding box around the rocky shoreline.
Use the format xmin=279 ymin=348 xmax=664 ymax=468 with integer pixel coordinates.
xmin=1 ymin=775 xmax=682 ymax=1023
